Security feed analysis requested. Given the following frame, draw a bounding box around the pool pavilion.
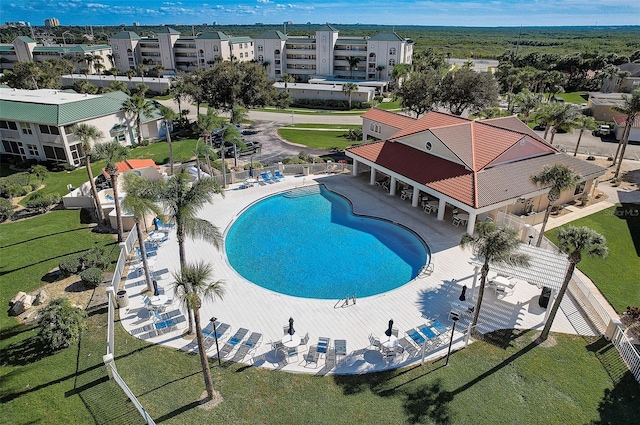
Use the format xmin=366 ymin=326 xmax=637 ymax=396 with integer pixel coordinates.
xmin=346 ymin=108 xmax=606 ymax=235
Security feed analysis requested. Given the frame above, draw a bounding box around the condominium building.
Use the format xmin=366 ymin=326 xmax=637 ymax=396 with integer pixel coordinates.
xmin=253 ymin=24 xmax=413 ymax=82
xmin=0 ymin=36 xmax=111 ymax=73
xmin=109 ymin=28 xmax=254 ymax=75
xmin=0 ymin=88 xmax=162 ymax=166
xmin=44 ymin=18 xmax=60 ymax=27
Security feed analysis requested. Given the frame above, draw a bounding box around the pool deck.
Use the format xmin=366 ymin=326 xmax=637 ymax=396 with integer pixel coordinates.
xmin=119 ymin=172 xmax=597 ymax=375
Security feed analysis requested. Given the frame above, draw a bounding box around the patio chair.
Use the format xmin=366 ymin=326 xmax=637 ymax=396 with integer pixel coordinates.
xmin=398 ymin=337 xmax=419 ymax=358
xmin=304 ymin=346 xmax=319 ymax=367
xmin=274 ymin=170 xmax=285 ymax=180
xmin=215 ymin=328 xmax=249 ymax=359
xmin=392 ymin=328 xmax=399 ymax=337
xmin=334 ymin=339 xmax=347 ymax=363
xmin=406 ymin=328 xmax=426 ymax=346
xmin=317 ymin=337 xmax=331 ymax=356
xmin=285 ymin=346 xmax=299 ymax=363
xmin=266 ymin=170 xmax=280 ymax=182
xmin=324 ymin=350 xmax=337 ymax=369
xmin=203 ymin=321 xmax=231 ymax=342
xmin=299 ymin=332 xmax=310 ymax=349
xmin=244 ymin=332 xmax=263 ymax=350
xmin=271 ymin=340 xmax=285 ymax=352
xmin=495 ymin=285 xmax=514 ymax=299
xmin=369 ymin=334 xmax=381 ymax=350
xmin=260 ymin=172 xmax=274 ymax=183
xmin=430 ymin=320 xmax=449 ymax=341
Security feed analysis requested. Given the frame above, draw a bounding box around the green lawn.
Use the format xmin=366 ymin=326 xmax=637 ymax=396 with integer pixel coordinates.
xmin=376 ymin=100 xmax=403 ymax=110
xmin=277 ymin=128 xmax=358 ymax=150
xmin=127 ymin=138 xmax=198 ymax=165
xmin=546 ymin=205 xmax=640 ymax=313
xmin=255 ymin=106 xmax=366 ymax=116
xmin=287 ymin=124 xmax=361 ymax=130
xmin=555 ymin=92 xmax=588 ymax=104
xmin=1 ymin=207 xmax=639 ymax=423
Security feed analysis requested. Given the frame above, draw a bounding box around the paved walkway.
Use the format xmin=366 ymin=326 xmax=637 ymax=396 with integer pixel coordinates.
xmin=119 ymin=172 xmax=597 ymax=375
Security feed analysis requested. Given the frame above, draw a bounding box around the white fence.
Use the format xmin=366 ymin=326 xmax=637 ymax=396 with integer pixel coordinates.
xmin=495 ymin=210 xmax=640 ymax=383
xmin=103 ymin=225 xmax=156 ymax=424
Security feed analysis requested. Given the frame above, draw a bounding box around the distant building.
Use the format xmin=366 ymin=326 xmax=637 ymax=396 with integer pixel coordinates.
xmin=0 ymin=36 xmax=111 ymax=73
xmin=0 ymin=88 xmax=162 ymax=166
xmin=5 ymin=21 xmax=30 ymax=28
xmin=601 ymin=63 xmax=640 ymax=93
xmin=133 ymin=22 xmax=140 ymax=27
xmin=109 ymin=27 xmax=254 ymax=74
xmin=253 ymin=24 xmax=413 ymax=83
xmin=44 ymin=18 xmax=60 ymax=27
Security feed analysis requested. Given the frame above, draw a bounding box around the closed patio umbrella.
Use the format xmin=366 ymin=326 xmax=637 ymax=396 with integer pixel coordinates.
xmin=288 ymin=317 xmax=295 ymax=335
xmin=385 ymin=319 xmax=394 ymax=337
xmin=459 ymin=285 xmax=467 ymax=302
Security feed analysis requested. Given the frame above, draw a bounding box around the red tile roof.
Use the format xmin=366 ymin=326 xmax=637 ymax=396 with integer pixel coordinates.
xmin=346 ymin=110 xmax=606 ymax=209
xmin=613 ymin=114 xmax=640 ymax=127
xmin=103 ymin=159 xmax=159 ymax=178
xmin=361 ymin=107 xmax=416 ymax=129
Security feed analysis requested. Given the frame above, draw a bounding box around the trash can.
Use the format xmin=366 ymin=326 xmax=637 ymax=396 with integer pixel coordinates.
xmin=538 ymin=287 xmax=551 ymax=308
xmin=116 ymin=290 xmax=129 ymax=308
xmin=302 ymin=166 xmax=310 ymax=176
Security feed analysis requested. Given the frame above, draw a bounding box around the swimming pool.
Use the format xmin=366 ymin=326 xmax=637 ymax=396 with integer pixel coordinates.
xmin=225 ymin=185 xmax=429 ymax=299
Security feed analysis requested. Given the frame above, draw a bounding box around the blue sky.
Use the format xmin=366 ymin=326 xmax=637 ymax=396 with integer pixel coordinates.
xmin=3 ymin=0 xmax=640 ymax=27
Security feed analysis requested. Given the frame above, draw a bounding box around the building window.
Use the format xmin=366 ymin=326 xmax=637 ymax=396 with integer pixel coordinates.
xmin=389 ymin=59 xmax=395 ymax=66
xmin=0 ymin=120 xmax=18 ymax=130
xmin=20 ymin=122 xmax=33 ymax=135
xmin=27 ymin=144 xmax=39 ymax=156
xmin=389 ymin=47 xmax=396 ymax=55
xmin=213 ymin=45 xmax=218 ymax=52
xmin=258 ymin=45 xmax=263 ymax=52
xmin=38 ymin=125 xmax=60 ymax=135
xmin=2 ymin=140 xmax=22 ymax=155
xmin=43 ymin=145 xmax=67 ymax=162
xmin=258 ymin=55 xmax=264 ymax=62
xmin=574 ymin=181 xmax=586 ymax=195
xmin=69 ymin=143 xmax=83 ymax=165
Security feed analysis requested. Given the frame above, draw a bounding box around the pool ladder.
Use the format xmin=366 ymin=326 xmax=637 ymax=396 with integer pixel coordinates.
xmin=283 ymin=186 xmax=321 ymax=198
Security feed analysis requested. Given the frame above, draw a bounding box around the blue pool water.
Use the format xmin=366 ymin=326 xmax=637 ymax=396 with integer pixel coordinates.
xmin=225 ymin=186 xmax=429 ymax=299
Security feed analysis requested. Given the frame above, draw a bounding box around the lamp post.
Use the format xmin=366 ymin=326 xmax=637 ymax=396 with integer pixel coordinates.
xmin=444 ymin=315 xmax=459 ymax=366
xmin=210 ymin=317 xmax=221 ymax=366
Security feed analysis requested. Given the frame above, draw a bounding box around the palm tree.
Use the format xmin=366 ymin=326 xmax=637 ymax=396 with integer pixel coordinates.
xmin=531 ymin=164 xmax=580 ymax=247
xmin=192 ymin=139 xmax=217 ymax=179
xmin=547 ymin=103 xmax=580 ymax=145
xmin=122 ymin=95 xmax=155 ymax=145
xmin=136 ymin=63 xmax=148 ymax=83
xmin=347 ymin=56 xmax=360 ymax=79
xmin=513 ymin=89 xmax=539 ymax=124
xmin=158 ymin=105 xmax=179 ymax=175
xmin=122 ymin=173 xmax=164 ymax=293
xmin=572 ymin=115 xmax=597 ymax=156
xmin=230 ymin=106 xmax=248 ymax=125
xmin=159 ymin=169 xmax=224 ymax=334
xmin=535 ymin=103 xmax=555 ymax=140
xmin=222 ymin=124 xmax=244 ymax=169
xmin=93 ymin=140 xmax=129 ymax=242
xmin=172 ymin=261 xmax=225 ymax=400
xmin=611 ymin=89 xmax=640 ymax=178
xmin=281 ymin=74 xmax=295 ymax=92
xmin=460 ymin=222 xmax=530 ymax=329
xmin=538 ymin=226 xmax=607 ymax=342
xmin=110 ymin=80 xmax=129 ymax=94
xmin=197 ymin=108 xmax=224 ymax=147
xmin=73 ymin=123 xmax=106 ymax=224
xmin=125 ymin=68 xmax=135 ymax=90
xmin=376 ymin=65 xmax=385 ymax=81
xmin=342 ymin=82 xmax=359 ymax=110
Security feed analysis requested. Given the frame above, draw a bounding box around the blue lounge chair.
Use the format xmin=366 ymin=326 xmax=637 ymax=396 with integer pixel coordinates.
xmin=215 ymin=328 xmax=249 ymax=358
xmin=267 ymin=170 xmax=280 ymax=182
xmin=406 ymin=328 xmax=426 ymax=346
xmin=317 ymin=336 xmax=331 ymax=355
xmin=431 ymin=320 xmax=448 ymax=335
xmin=260 ymin=172 xmax=274 ymax=183
xmin=274 ymin=170 xmax=285 ymax=180
xmin=417 ymin=323 xmax=438 ymax=341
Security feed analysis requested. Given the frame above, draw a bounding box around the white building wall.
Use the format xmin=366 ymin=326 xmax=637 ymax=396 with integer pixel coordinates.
xmin=316 ymin=29 xmax=338 ymax=76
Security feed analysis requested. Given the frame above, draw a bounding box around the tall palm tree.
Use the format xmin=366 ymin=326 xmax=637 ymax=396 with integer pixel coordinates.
xmin=197 ymin=108 xmax=224 ymax=147
xmin=572 ymin=115 xmax=597 ymax=156
xmin=136 ymin=63 xmax=148 ymax=83
xmin=72 ymin=123 xmax=106 ymax=224
xmin=109 ymin=80 xmax=129 ymax=94
xmin=93 ymin=140 xmax=129 ymax=242
xmin=611 ymin=89 xmax=640 ymax=178
xmin=122 ymin=173 xmax=164 ymax=293
xmin=222 ymin=124 xmax=244 ymax=169
xmin=538 ymin=226 xmax=607 ymax=342
xmin=172 ymin=261 xmax=225 ymax=400
xmin=123 ymin=95 xmax=155 ymax=145
xmin=535 ymin=103 xmax=555 ymax=140
xmin=192 ymin=139 xmax=217 ymax=179
xmin=159 ymin=105 xmax=179 ymax=175
xmin=460 ymin=222 xmax=530 ymax=329
xmin=547 ymin=103 xmax=579 ymax=145
xmin=513 ymin=89 xmax=539 ymax=124
xmin=347 ymin=56 xmax=360 ymax=79
xmin=159 ymin=169 xmax=224 ymax=334
xmin=531 ymin=164 xmax=580 ymax=247
xmin=342 ymin=82 xmax=359 ymax=110
xmin=230 ymin=106 xmax=248 ymax=125
xmin=281 ymin=74 xmax=295 ymax=92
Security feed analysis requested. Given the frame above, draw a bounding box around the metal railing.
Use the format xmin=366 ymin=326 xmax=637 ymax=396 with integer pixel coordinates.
xmin=611 ymin=325 xmax=640 ymax=382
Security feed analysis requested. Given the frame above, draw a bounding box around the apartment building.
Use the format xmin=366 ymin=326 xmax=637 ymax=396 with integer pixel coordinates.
xmin=0 ymin=88 xmax=162 ymax=166
xmin=109 ymin=28 xmax=254 ymax=75
xmin=0 ymin=36 xmax=111 ymax=73
xmin=253 ymin=24 xmax=413 ymax=83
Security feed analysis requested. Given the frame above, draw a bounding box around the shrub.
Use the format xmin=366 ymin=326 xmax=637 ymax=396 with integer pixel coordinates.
xmin=25 ymin=193 xmax=60 ymax=213
xmin=37 ymin=298 xmax=87 ymax=351
xmin=0 ymin=198 xmax=14 ymax=222
xmin=59 ymin=255 xmax=82 ymax=277
xmin=82 ymin=247 xmax=111 ymax=270
xmin=79 ymin=267 xmax=104 ymax=288
xmin=282 ymin=158 xmax=308 ymax=164
xmin=298 ymin=152 xmax=311 ymax=162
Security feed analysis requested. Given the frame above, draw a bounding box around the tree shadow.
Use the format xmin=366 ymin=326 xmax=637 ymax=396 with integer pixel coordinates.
xmin=591 ymin=370 xmax=640 ymax=424
xmin=1 ymin=335 xmax=57 ymax=367
xmin=614 ymin=203 xmax=640 ymax=256
xmin=0 ymin=323 xmax=36 ymax=340
xmin=476 ymin=328 xmax=532 ymax=350
xmin=403 ymin=379 xmax=453 ymax=425
xmin=332 ymin=369 xmax=397 ymax=396
xmin=0 ymin=226 xmax=88 ymax=249
xmin=0 ymin=249 xmax=94 ymax=277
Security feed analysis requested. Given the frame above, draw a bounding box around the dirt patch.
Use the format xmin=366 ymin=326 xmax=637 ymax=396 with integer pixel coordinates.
xmin=198 ymin=390 xmax=223 ymax=410
xmin=621 ymin=315 xmax=640 ymax=349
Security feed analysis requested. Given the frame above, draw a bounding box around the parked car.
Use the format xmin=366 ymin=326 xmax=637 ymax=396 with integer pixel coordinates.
xmin=592 ymin=125 xmax=611 ymax=137
xmin=533 ymin=122 xmax=546 ymax=131
xmin=226 ymin=141 xmax=262 ymax=157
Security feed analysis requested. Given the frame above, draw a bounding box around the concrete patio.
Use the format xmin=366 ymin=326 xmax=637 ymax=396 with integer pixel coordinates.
xmin=118 ymin=172 xmax=597 ymax=375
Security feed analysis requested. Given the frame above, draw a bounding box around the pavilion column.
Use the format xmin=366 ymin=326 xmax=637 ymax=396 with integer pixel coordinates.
xmin=436 ymin=199 xmax=446 ymax=221
xmin=411 ymin=186 xmax=420 ymax=207
xmin=389 ymin=176 xmax=397 ymax=196
xmin=369 ymin=168 xmax=377 ymax=185
xmin=465 ymin=211 xmax=477 ymax=234
xmin=351 ymin=159 xmax=359 ymax=176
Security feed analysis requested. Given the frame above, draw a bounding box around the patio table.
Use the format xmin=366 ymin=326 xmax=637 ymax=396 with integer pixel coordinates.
xmin=150 ymin=295 xmax=168 ymax=307
xmin=491 ymin=275 xmax=514 ymax=288
xmin=282 ymin=333 xmax=301 ymax=348
xmin=379 ymin=334 xmax=398 ymax=349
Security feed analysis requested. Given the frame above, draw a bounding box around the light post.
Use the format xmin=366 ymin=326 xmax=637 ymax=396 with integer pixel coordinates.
xmin=210 ymin=317 xmax=221 ymax=366
xmin=444 ymin=315 xmax=459 ymax=366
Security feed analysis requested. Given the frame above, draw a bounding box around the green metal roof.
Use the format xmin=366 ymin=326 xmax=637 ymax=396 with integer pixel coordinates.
xmin=69 ymin=44 xmax=111 ymax=52
xmin=197 ymin=31 xmax=229 ymax=40
xmin=15 ymin=36 xmax=36 ymax=43
xmin=158 ymin=27 xmax=181 ymax=35
xmin=369 ymin=32 xmax=405 ymax=42
xmin=0 ymin=46 xmax=15 ymax=51
xmin=230 ymin=36 xmax=253 ymax=43
xmin=33 ymin=46 xmax=67 ymax=52
xmin=336 ymin=38 xmax=368 ymax=44
xmin=255 ymin=30 xmax=287 ymax=40
xmin=0 ymin=91 xmax=130 ymax=126
xmin=317 ymin=24 xmax=338 ymax=32
xmin=110 ymin=31 xmax=141 ymax=40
